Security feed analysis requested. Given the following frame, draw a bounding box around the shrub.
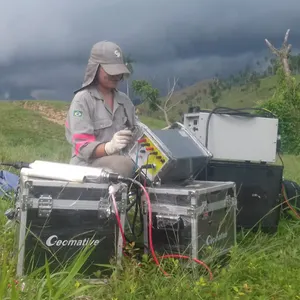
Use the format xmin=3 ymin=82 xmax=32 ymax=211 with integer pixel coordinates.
xmin=257 ymin=67 xmax=300 ymax=154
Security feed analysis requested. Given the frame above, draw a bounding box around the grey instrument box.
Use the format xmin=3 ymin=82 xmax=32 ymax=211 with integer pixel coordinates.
xmin=143 ymin=180 xmax=237 ymax=262
xmin=126 ymin=121 xmax=212 ymax=184
xmin=15 ymin=171 xmax=128 ymax=277
xmin=183 ymin=112 xmax=279 ymax=163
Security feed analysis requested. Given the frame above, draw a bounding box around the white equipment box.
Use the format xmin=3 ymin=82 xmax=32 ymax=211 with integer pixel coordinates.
xmin=183 ymin=111 xmax=279 ymax=163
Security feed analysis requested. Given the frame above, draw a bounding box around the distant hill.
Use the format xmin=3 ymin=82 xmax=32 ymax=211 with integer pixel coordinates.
xmin=2 ymin=73 xmax=300 ymax=128
xmin=8 ymin=100 xmax=166 ymax=129
xmin=136 ymin=74 xmax=300 ymax=124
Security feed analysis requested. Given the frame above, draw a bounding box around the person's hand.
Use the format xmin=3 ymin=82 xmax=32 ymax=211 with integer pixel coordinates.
xmin=104 ymin=129 xmax=133 ymax=155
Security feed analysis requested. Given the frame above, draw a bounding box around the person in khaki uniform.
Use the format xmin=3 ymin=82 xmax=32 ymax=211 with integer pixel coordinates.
xmin=65 ymin=41 xmax=136 ymax=177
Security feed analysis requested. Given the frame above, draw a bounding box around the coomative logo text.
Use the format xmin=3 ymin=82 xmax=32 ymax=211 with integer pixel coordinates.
xmin=45 ymin=235 xmax=102 ymax=247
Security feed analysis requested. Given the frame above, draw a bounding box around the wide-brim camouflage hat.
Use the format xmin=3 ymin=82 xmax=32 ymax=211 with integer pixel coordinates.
xmin=74 ymin=41 xmax=130 ymax=94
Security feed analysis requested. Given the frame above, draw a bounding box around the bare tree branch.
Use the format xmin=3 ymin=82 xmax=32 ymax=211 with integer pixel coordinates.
xmin=265 ymin=39 xmax=279 ymax=55
xmin=161 ymin=77 xmax=180 ymax=126
xmin=132 ymin=77 xmax=179 ymax=127
xmin=164 ymin=77 xmax=179 ymax=110
xmin=265 ymin=29 xmax=292 ymax=78
xmin=283 ymin=29 xmax=290 ymax=46
xmin=167 ymin=98 xmax=184 ymax=113
xmin=154 ymin=103 xmax=166 ymax=112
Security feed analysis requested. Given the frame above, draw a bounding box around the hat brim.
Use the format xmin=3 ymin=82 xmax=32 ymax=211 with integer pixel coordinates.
xmin=101 ymin=63 xmax=130 ymax=76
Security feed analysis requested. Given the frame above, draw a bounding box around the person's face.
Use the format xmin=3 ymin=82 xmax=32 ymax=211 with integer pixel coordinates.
xmin=97 ymin=67 xmax=123 ymax=89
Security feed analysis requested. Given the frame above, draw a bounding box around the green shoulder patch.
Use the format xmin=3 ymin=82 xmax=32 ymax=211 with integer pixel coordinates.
xmin=73 ymin=110 xmax=83 ymax=117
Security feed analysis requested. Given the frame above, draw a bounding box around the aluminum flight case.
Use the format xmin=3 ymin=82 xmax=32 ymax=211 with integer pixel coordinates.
xmin=143 ymin=180 xmax=237 ymax=263
xmin=15 ymin=171 xmax=128 ymax=277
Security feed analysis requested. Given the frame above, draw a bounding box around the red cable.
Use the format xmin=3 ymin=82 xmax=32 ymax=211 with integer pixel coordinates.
xmin=282 ymin=184 xmax=300 ymax=219
xmin=109 ymin=183 xmax=214 ymax=280
xmin=159 ymin=254 xmax=213 ymax=281
xmin=138 ymin=183 xmax=214 ymax=280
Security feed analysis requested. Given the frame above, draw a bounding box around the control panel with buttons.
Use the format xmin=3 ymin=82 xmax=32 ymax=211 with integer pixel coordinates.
xmin=129 ymin=132 xmax=169 ymax=183
xmin=124 ymin=120 xmax=213 ymax=184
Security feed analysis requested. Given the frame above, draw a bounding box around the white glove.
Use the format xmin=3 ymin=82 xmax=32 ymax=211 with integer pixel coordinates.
xmin=105 ymin=129 xmax=133 ymax=155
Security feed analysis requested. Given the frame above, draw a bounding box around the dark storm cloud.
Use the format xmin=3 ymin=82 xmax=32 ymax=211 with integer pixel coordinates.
xmin=1 ymin=0 xmax=300 ymax=100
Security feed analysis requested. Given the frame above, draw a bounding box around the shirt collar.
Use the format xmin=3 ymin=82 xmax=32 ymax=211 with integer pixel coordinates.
xmin=88 ymin=85 xmax=125 ymax=105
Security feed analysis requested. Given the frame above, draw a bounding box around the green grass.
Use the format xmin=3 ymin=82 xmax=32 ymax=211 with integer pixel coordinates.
xmin=0 ymin=101 xmax=165 ymax=164
xmin=0 ymin=102 xmax=70 ymax=164
xmin=1 ymin=101 xmax=300 ymax=299
xmin=137 ymin=115 xmax=166 ymax=129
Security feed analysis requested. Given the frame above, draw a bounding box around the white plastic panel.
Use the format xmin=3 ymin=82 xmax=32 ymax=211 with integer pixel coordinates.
xmin=23 ymin=161 xmax=104 ymax=182
xmin=183 ymin=112 xmax=278 ymax=163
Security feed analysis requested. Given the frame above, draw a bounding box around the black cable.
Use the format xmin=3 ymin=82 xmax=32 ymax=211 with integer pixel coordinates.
xmin=125 ymin=177 xmax=146 ymax=239
xmin=278 ymin=152 xmax=285 ymax=168
xmin=205 ymin=107 xmax=248 ymax=147
xmin=123 ymin=185 xmax=140 ymax=244
xmin=137 ymin=166 xmax=144 ymax=238
xmin=132 ymin=193 xmax=139 ymax=234
xmin=145 ymin=153 xmax=151 ymax=182
xmin=204 ymin=106 xmax=278 ymax=148
xmin=128 ymin=181 xmax=144 ymax=239
xmin=126 ymin=189 xmax=139 ymax=212
xmin=233 ymin=107 xmax=277 ymax=118
xmin=124 ymin=171 xmax=144 ymax=241
xmin=201 ymin=106 xmax=280 ymax=186
xmin=205 ymin=107 xmax=265 ymax=147
xmin=0 ymin=161 xmax=30 ymax=169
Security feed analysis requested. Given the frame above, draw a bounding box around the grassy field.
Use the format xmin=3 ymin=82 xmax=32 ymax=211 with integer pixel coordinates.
xmin=139 ymin=75 xmax=300 ymax=124
xmin=1 ymin=101 xmax=300 ymax=299
xmin=0 ymin=101 xmax=166 ymax=165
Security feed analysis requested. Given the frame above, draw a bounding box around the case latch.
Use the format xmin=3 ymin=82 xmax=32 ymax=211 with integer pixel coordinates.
xmin=98 ymin=197 xmax=111 ymax=219
xmin=38 ymin=195 xmax=53 ymax=218
xmin=156 ymin=214 xmax=181 ymax=230
xmin=225 ymin=195 xmax=237 ymax=209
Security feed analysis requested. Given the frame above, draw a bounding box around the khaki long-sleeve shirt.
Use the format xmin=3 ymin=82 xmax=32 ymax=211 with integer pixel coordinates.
xmin=65 ymin=85 xmax=136 ymax=166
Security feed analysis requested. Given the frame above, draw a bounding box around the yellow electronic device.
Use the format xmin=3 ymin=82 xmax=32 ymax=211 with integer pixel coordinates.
xmin=125 ymin=121 xmax=212 ymax=184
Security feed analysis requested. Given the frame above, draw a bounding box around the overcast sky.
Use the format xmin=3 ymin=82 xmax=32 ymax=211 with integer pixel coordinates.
xmin=1 ymin=0 xmax=300 ymax=100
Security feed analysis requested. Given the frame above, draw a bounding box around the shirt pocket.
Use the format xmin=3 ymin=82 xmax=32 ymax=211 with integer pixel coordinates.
xmin=121 ymin=116 xmax=128 ymax=125
xmin=93 ymin=119 xmax=113 ymax=137
xmin=114 ymin=116 xmax=128 ymax=132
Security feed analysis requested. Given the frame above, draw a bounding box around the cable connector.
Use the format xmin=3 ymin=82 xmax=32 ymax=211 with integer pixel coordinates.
xmin=83 ymin=170 xmax=130 ymax=184
xmin=108 ymin=184 xmax=120 ymax=195
xmin=141 ymin=164 xmax=155 ymax=169
xmin=137 ymin=138 xmax=147 ymax=144
xmin=0 ymin=161 xmax=30 ymax=169
xmin=150 ymin=151 xmax=158 ymax=155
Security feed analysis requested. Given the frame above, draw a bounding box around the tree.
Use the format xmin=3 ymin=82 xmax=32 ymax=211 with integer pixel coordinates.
xmin=208 ymin=78 xmax=222 ymax=105
xmin=258 ymin=29 xmax=300 ymax=154
xmin=265 ymin=29 xmax=292 ymax=80
xmin=131 ymin=77 xmax=180 ymax=126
